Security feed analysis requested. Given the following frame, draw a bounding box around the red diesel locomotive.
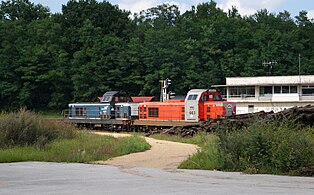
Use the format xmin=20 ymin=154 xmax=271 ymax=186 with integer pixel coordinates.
xmin=134 ymin=89 xmax=236 ymax=127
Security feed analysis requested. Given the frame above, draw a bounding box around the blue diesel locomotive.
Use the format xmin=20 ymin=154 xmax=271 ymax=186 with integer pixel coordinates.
xmin=66 ymin=91 xmax=135 ymax=129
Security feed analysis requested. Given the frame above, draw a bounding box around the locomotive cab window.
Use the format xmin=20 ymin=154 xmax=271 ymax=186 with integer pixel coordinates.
xmin=187 ymin=95 xmax=198 ymax=100
xmin=201 ymin=95 xmax=209 ymax=102
xmin=213 ymin=95 xmax=222 ymax=101
xmin=75 ymin=107 xmax=85 ymax=116
xmin=148 ymin=108 xmax=159 ymax=117
xmin=102 ymin=96 xmax=111 ymax=102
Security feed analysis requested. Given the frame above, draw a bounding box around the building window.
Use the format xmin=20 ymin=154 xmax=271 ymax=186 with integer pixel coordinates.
xmin=248 ymin=105 xmax=254 ymax=113
xmin=148 ymin=108 xmax=159 ymax=117
xmin=260 ymin=86 xmax=273 ymax=96
xmin=229 ymin=86 xmax=255 ymax=98
xmin=290 ymin=86 xmax=297 ymax=93
xmin=282 ymin=86 xmax=289 ymax=93
xmin=274 ymin=86 xmax=298 ymax=94
xmin=302 ymin=86 xmax=314 ymax=96
xmin=274 ymin=86 xmax=281 ymax=93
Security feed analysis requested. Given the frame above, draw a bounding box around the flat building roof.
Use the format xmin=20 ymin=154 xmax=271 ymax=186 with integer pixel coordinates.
xmin=224 ymin=75 xmax=314 ymax=86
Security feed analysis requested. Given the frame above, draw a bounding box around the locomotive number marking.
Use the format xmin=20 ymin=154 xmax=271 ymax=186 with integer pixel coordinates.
xmin=189 ymin=111 xmax=196 ymax=115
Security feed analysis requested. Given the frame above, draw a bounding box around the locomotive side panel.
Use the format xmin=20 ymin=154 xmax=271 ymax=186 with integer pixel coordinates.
xmin=204 ymin=102 xmax=237 ymax=120
xmin=139 ymin=101 xmax=185 ymax=121
xmin=204 ymin=102 xmax=225 ymax=120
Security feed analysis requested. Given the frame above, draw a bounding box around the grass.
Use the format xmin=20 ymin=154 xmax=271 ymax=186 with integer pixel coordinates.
xmin=39 ymin=110 xmax=64 ymax=119
xmin=178 ymin=140 xmax=222 ymax=170
xmin=0 ymin=132 xmax=151 ymax=163
xmin=0 ymin=111 xmax=6 ymax=119
xmin=150 ymin=132 xmax=216 ymax=147
xmin=0 ymin=109 xmax=150 ymax=163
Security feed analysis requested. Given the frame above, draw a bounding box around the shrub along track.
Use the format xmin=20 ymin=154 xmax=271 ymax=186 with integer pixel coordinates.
xmin=93 ymin=132 xmax=199 ymax=169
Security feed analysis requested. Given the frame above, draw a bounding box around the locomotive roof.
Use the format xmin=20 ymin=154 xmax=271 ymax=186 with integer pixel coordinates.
xmin=170 ymin=95 xmax=186 ymax=100
xmin=187 ymin=89 xmax=207 ymax=94
xmin=69 ymin=103 xmax=109 ymax=106
xmin=132 ymin=96 xmax=155 ymax=103
xmin=101 ymin=91 xmax=132 ymax=103
xmin=103 ymin=91 xmax=119 ymax=96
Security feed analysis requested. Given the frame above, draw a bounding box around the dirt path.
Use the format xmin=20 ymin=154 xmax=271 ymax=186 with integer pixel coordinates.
xmin=93 ymin=132 xmax=199 ymax=169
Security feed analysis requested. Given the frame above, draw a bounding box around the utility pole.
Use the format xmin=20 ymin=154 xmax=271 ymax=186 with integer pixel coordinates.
xmin=299 ymin=53 xmax=301 ymax=75
xmin=299 ymin=53 xmax=301 ymax=85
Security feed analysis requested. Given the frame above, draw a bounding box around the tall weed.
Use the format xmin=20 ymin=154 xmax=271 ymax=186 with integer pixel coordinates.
xmin=0 ymin=109 xmax=76 ymax=148
xmin=217 ymin=118 xmax=314 ymax=175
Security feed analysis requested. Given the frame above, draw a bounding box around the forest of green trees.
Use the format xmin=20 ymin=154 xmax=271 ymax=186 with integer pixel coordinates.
xmin=1 ymin=0 xmax=314 ymax=110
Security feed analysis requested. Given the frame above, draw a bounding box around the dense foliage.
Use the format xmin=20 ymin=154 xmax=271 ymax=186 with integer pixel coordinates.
xmin=1 ymin=0 xmax=314 ymax=110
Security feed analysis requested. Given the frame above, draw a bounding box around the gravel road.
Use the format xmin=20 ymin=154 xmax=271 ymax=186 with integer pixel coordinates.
xmin=94 ymin=132 xmax=199 ymax=169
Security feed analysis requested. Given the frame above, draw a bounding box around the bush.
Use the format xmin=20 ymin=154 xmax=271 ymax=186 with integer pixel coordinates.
xmin=0 ymin=109 xmax=76 ymax=148
xmin=217 ymin=119 xmax=314 ymax=175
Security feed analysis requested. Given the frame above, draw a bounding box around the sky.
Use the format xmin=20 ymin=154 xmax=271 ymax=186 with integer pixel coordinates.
xmin=31 ymin=0 xmax=314 ymax=19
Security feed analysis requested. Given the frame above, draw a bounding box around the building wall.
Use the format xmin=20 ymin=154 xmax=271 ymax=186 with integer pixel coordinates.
xmin=235 ymin=102 xmax=314 ymax=114
xmin=224 ymin=75 xmax=314 ymax=114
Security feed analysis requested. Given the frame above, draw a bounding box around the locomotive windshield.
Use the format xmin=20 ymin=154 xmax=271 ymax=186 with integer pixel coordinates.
xmin=214 ymin=94 xmax=222 ymax=101
xmin=102 ymin=95 xmax=112 ymax=102
xmin=187 ymin=95 xmax=198 ymax=100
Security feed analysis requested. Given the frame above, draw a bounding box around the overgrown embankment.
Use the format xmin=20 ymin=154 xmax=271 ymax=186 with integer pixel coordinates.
xmin=146 ymin=106 xmax=314 ymax=176
xmin=0 ymin=109 xmax=150 ymax=163
xmin=178 ymin=119 xmax=314 ymax=176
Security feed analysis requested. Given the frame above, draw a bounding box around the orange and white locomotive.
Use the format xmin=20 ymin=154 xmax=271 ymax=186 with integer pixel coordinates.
xmin=135 ymin=89 xmax=236 ymax=127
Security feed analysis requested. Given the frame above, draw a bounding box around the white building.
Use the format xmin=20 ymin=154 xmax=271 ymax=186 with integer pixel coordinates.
xmin=215 ymin=75 xmax=314 ymax=114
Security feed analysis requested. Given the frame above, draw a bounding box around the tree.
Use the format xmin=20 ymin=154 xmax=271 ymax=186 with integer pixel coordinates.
xmin=71 ymin=20 xmax=126 ymax=101
xmin=0 ymin=0 xmax=50 ymax=22
xmin=1 ymin=0 xmax=314 ymax=111
xmin=0 ymin=20 xmax=22 ymax=109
